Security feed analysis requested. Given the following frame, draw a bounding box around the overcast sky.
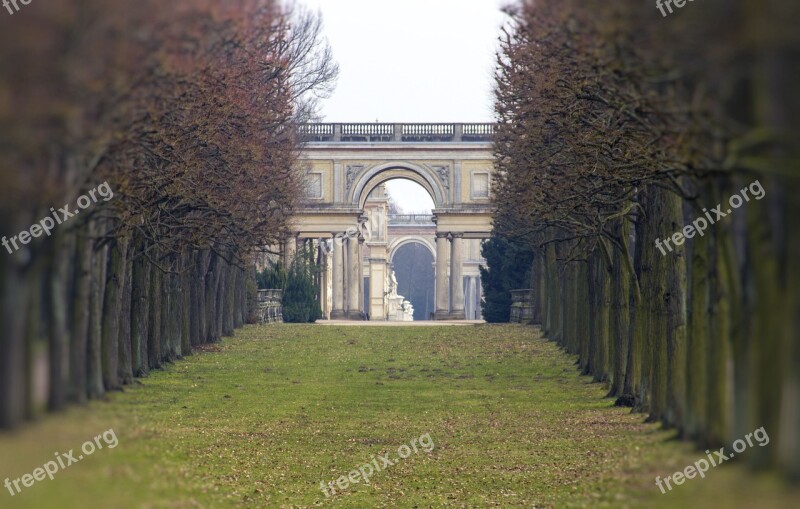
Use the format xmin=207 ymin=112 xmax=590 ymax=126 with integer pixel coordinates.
xmin=299 ymin=0 xmax=509 ymax=211
xmin=299 ymin=0 xmax=509 ymax=122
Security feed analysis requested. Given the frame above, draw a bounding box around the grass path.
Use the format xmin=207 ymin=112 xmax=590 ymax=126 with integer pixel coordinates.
xmin=0 ymin=324 xmax=795 ymax=508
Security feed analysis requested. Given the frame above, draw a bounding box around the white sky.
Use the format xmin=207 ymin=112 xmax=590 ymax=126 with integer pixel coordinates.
xmin=386 ymin=179 xmax=436 ymax=213
xmin=298 ymin=0 xmax=508 ymax=211
xmin=299 ymin=0 xmax=509 ymax=122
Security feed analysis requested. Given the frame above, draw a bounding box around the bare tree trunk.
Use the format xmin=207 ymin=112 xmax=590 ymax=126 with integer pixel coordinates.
xmin=69 ymin=223 xmax=92 ymax=403
xmin=118 ymin=246 xmax=134 ymax=385
xmin=610 ymin=219 xmax=631 ymax=398
xmin=194 ymin=250 xmax=210 ymax=345
xmin=577 ymin=261 xmax=590 ymax=372
xmin=782 ymin=177 xmax=800 ymax=479
xmin=246 ymin=264 xmax=260 ymax=324
xmin=544 ymin=243 xmax=560 ymax=340
xmin=223 ymin=263 xmax=236 ymax=337
xmin=24 ymin=268 xmax=44 ymax=421
xmin=181 ymin=252 xmax=191 ymax=355
xmin=47 ymin=232 xmax=71 ymax=411
xmin=648 ymin=189 xmax=668 ymax=423
xmin=147 ymin=261 xmax=163 ymax=369
xmin=706 ymin=226 xmax=731 ymax=447
xmin=530 ymin=254 xmax=544 ymax=325
xmin=686 ymin=195 xmax=710 ymax=439
xmin=101 ymin=235 xmax=129 ymax=391
xmin=234 ymin=265 xmax=244 ymax=328
xmin=620 ymin=283 xmax=641 ymax=408
xmin=542 ymin=248 xmax=551 ymax=335
xmin=637 ymin=186 xmax=664 ymax=416
xmin=87 ymin=220 xmax=106 ymax=400
xmin=586 ymin=249 xmax=609 ymax=381
xmin=0 ymin=252 xmax=27 ymax=428
xmin=553 ymin=244 xmax=564 ymax=344
xmin=745 ymin=186 xmax=782 ymax=468
xmin=664 ymin=189 xmax=687 ymax=432
xmin=205 ymin=254 xmax=219 ymax=343
xmin=159 ymin=267 xmax=171 ymax=362
xmin=189 ymin=253 xmax=201 ymax=346
xmin=172 ymin=269 xmax=180 ymax=358
xmin=585 ymin=251 xmax=599 ymax=377
xmin=215 ymin=259 xmax=226 ymax=340
xmin=563 ymin=261 xmax=579 ymax=355
xmin=597 ymin=250 xmax=611 ymax=383
xmin=205 ymin=253 xmax=224 ymax=343
xmin=130 ymin=242 xmax=150 ymax=376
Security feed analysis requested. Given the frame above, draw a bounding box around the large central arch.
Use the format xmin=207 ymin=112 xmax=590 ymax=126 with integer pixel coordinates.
xmin=290 ymin=123 xmax=495 ymax=321
xmin=349 ymin=162 xmax=448 ymax=209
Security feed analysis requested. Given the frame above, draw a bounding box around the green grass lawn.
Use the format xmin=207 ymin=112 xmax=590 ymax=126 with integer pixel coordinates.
xmin=0 ymin=324 xmax=796 ymax=508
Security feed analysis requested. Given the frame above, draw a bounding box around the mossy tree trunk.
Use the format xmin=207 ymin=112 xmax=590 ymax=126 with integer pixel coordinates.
xmin=621 ymin=210 xmax=644 ymax=407
xmin=117 ymin=245 xmax=134 ymax=385
xmin=101 ymin=235 xmax=129 ymax=391
xmin=23 ymin=264 xmax=42 ymax=420
xmin=664 ymin=189 xmax=687 ymax=432
xmin=686 ymin=186 xmax=710 ymax=439
xmin=181 ymin=251 xmax=192 ymax=356
xmin=577 ymin=261 xmax=590 ymax=373
xmin=69 ymin=224 xmax=92 ymax=403
xmin=147 ymin=260 xmax=163 ymax=370
xmin=47 ymin=231 xmax=71 ymax=412
xmin=610 ymin=218 xmax=631 ymax=398
xmin=745 ymin=185 xmax=783 ymax=468
xmin=130 ymin=241 xmax=150 ymax=377
xmin=87 ymin=220 xmax=107 ymax=400
xmin=706 ymin=224 xmax=731 ymax=447
xmin=0 ymin=243 xmax=29 ymax=428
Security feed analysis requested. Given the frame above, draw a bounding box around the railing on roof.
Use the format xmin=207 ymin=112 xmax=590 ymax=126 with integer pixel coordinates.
xmin=388 ymin=214 xmax=436 ymax=225
xmin=297 ymin=123 xmax=496 ymax=143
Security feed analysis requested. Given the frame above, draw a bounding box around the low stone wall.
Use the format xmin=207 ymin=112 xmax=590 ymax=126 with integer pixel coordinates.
xmin=510 ymin=289 xmax=535 ymax=324
xmin=258 ymin=289 xmax=283 ymax=324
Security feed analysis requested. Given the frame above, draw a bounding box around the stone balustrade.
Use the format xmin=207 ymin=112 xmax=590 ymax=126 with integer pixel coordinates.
xmin=257 ymin=289 xmax=283 ymax=324
xmin=510 ymin=289 xmax=535 ymax=324
xmin=298 ymin=123 xmax=496 ymax=143
xmin=388 ymin=214 xmax=435 ymax=225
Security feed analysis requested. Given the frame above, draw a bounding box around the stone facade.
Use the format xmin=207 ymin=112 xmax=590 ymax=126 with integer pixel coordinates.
xmin=287 ymin=123 xmax=495 ymax=321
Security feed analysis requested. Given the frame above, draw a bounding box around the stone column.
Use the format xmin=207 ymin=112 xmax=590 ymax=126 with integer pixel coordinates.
xmin=434 ymin=232 xmax=450 ymax=320
xmin=319 ymin=240 xmax=330 ymax=319
xmin=346 ymin=235 xmax=362 ymax=320
xmin=449 ymin=233 xmax=466 ymax=319
xmin=358 ymin=235 xmax=366 ymax=317
xmin=284 ymin=234 xmax=297 ymax=267
xmin=476 ymin=274 xmax=483 ymax=320
xmin=464 ymin=276 xmax=473 ymax=320
xmin=330 ymin=234 xmax=345 ymax=320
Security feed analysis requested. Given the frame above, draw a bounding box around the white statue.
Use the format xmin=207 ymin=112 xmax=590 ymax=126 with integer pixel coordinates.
xmin=387 ymin=271 xmax=413 ymax=322
xmin=389 ymin=271 xmax=399 ymax=297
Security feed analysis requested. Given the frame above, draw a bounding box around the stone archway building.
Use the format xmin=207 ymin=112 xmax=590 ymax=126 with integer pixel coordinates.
xmin=287 ymin=123 xmax=494 ymax=320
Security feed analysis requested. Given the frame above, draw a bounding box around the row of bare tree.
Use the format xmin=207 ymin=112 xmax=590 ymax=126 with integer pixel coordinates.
xmin=0 ymin=0 xmax=337 ymax=429
xmin=492 ymin=0 xmax=798 ymax=477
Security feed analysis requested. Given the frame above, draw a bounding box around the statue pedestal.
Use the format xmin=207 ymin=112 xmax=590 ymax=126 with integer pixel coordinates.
xmin=387 ymin=295 xmax=414 ymax=321
xmin=386 ymin=270 xmax=414 ymax=321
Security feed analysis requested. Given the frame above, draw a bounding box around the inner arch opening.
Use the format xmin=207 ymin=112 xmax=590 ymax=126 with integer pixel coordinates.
xmin=363 ymin=178 xmax=436 ymax=320
xmin=385 ymin=180 xmax=435 ymax=214
xmin=353 ymin=163 xmax=446 ymax=209
xmin=391 ymin=241 xmax=435 ymax=321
